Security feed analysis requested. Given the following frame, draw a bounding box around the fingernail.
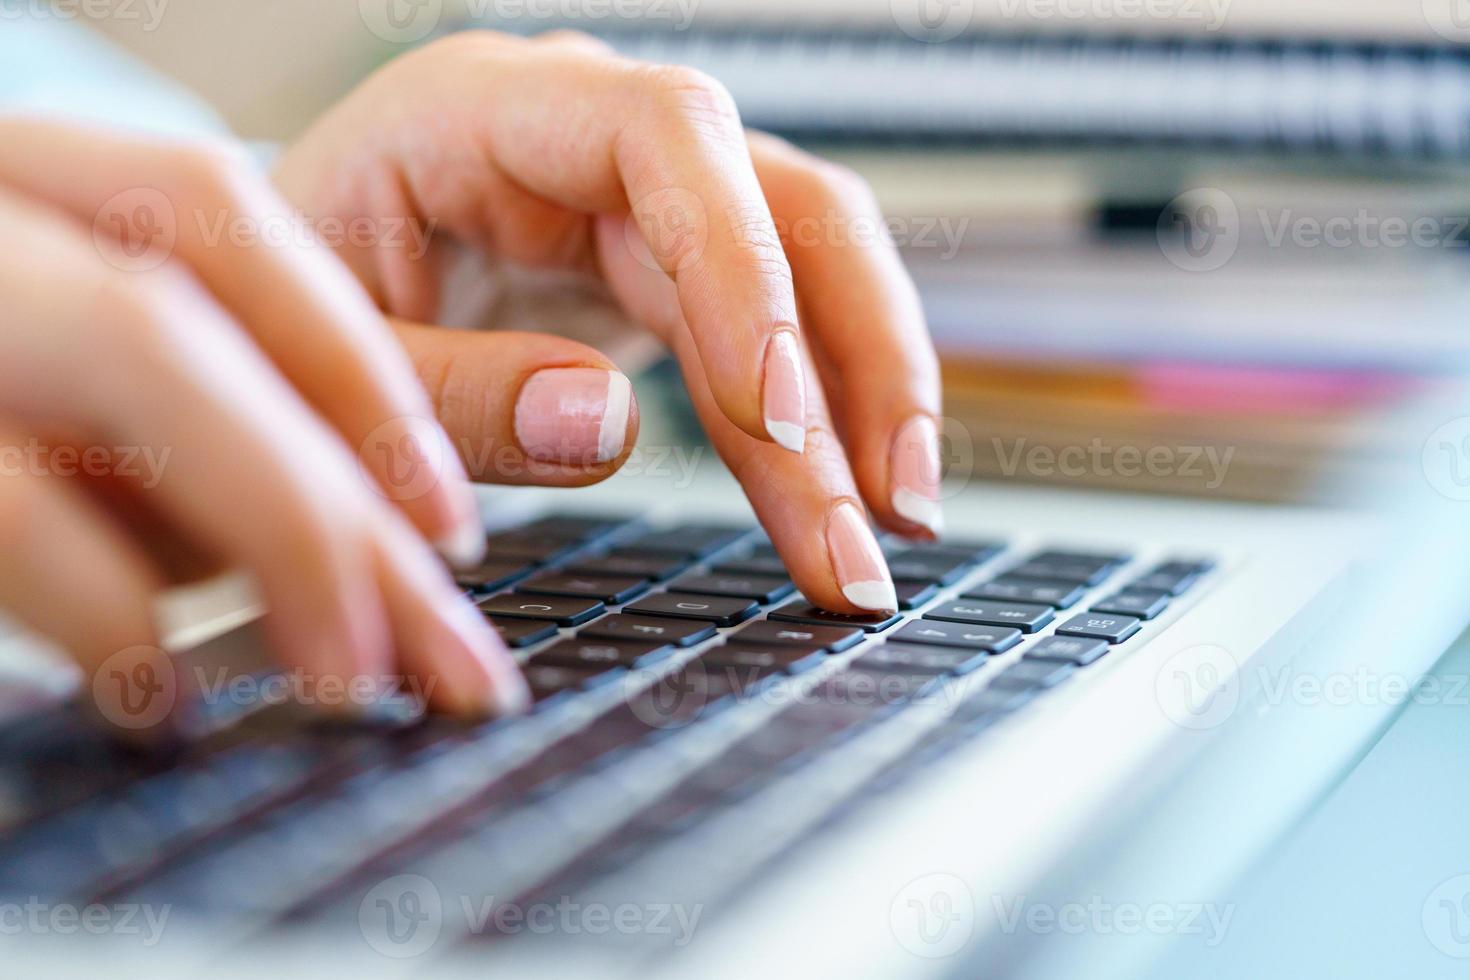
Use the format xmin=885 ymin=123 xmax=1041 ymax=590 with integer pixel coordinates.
xmin=515 ymin=368 xmax=632 ymax=466
xmin=826 ymin=501 xmax=898 ymax=612
xmin=890 ymin=414 xmax=944 ymax=536
xmin=762 ymin=329 xmax=806 ymax=454
xmin=434 ymin=511 xmax=486 ymax=570
xmin=447 ymin=601 xmax=530 ymax=717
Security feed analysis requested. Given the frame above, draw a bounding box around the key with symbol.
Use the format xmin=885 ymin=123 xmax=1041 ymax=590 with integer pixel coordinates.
xmin=476 ymin=594 xmax=605 ymax=626
xmin=923 ymin=600 xmax=1054 ymax=633
xmin=530 ymin=639 xmax=674 ymax=671
xmin=517 ymin=572 xmax=650 ymax=605
xmin=1054 ymin=612 xmax=1141 ymax=643
xmin=891 ymin=620 xmax=1022 ymax=652
xmin=731 ymin=620 xmax=864 ymax=652
xmin=580 ymin=614 xmax=717 ymax=647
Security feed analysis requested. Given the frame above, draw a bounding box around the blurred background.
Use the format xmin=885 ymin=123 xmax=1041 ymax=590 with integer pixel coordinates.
xmin=86 ymin=0 xmax=1470 ymax=502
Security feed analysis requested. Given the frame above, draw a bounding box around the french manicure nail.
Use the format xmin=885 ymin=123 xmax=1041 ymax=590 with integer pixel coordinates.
xmin=448 ymin=601 xmax=530 ymax=716
xmin=434 ymin=512 xmax=487 ymax=570
xmin=515 ymin=368 xmax=632 ymax=466
xmin=762 ymin=329 xmax=806 ymax=454
xmin=826 ymin=501 xmax=898 ymax=612
xmin=890 ymin=414 xmax=944 ymax=536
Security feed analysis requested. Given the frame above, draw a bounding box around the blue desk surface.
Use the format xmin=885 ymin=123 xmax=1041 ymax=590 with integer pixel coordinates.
xmin=1144 ymin=627 xmax=1470 ymax=979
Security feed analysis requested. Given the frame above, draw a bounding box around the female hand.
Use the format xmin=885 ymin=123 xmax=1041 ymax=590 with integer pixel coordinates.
xmin=274 ymin=30 xmax=944 ymax=614
xmin=0 ymin=117 xmax=541 ymax=729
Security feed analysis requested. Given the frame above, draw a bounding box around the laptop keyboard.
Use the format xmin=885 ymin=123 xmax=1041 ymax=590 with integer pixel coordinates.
xmin=0 ymin=512 xmax=1215 ymax=953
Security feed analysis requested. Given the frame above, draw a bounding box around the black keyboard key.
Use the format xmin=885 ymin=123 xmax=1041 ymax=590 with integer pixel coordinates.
xmin=1128 ymin=561 xmax=1211 ymax=596
xmin=891 ymin=620 xmax=1022 ymax=652
xmin=857 ymin=644 xmax=988 ymax=675
xmin=581 ymin=614 xmax=717 ymax=647
xmin=517 ymin=572 xmax=650 ymax=605
xmin=990 ymin=660 xmax=1076 ymax=690
xmin=1031 ymin=549 xmax=1128 ymax=568
xmin=477 ymin=593 xmax=605 ymax=626
xmin=667 ymin=572 xmax=796 ymax=604
xmin=954 ymin=684 xmax=1037 ymax=720
xmin=1026 ymin=635 xmax=1110 ymax=666
xmin=523 ymin=664 xmax=607 ymax=702
xmin=965 ymin=576 xmax=1086 ymax=608
xmin=768 ymin=601 xmax=901 ymax=633
xmin=621 ymin=524 xmax=751 ymax=558
xmin=895 ymin=581 xmax=939 ymax=610
xmin=702 ymin=644 xmax=826 ymax=675
xmin=712 ymin=553 xmax=789 ymax=577
xmin=883 ymin=550 xmax=975 ymax=585
xmin=946 ymin=539 xmax=1005 ymax=561
xmin=1007 ymin=551 xmax=1125 ymax=586
xmin=530 ymin=639 xmax=674 ymax=671
xmin=570 ymin=551 xmax=690 ymax=582
xmin=455 ymin=560 xmax=534 ymax=592
xmin=924 ymin=599 xmax=1054 ymax=633
xmin=482 ymin=530 xmax=580 ymax=564
xmin=623 ymin=592 xmax=759 ymax=627
xmin=488 ymin=617 xmax=559 ymax=648
xmin=518 ymin=514 xmax=631 ymax=543
xmin=1090 ymin=588 xmax=1170 ymax=620
xmin=1054 ymin=612 xmax=1142 ymax=643
xmin=732 ymin=619 xmax=864 ymax=652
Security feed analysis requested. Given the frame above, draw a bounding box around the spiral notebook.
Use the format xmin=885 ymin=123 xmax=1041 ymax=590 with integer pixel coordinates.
xmin=475 ymin=20 xmax=1470 ymax=160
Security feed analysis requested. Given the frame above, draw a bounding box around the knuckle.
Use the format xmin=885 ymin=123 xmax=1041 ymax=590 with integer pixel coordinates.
xmin=167 ymin=140 xmax=258 ymax=205
xmin=725 ymin=204 xmax=793 ymax=284
xmin=638 ymin=64 xmax=743 ymax=137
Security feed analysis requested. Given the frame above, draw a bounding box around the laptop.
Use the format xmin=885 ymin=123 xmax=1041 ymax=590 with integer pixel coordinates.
xmin=4 ymin=375 xmax=1470 ymax=980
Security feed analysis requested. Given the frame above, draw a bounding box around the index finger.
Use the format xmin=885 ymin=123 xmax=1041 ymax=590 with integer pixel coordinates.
xmin=352 ymin=32 xmax=808 ymax=454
